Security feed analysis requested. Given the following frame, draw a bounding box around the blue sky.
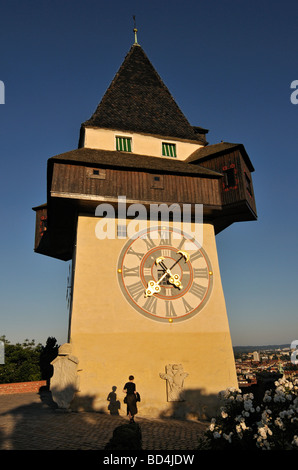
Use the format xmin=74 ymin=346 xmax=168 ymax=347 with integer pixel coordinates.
xmin=0 ymin=0 xmax=297 ymax=347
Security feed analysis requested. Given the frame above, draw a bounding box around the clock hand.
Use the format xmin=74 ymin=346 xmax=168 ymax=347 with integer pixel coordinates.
xmin=155 ymin=256 xmax=184 ymax=290
xmin=145 ymin=250 xmax=190 ymax=297
xmin=144 ymin=271 xmax=168 ymax=297
xmin=145 ymin=257 xmax=178 ymax=297
xmin=169 ymin=250 xmax=190 ymax=270
xmin=155 ymin=256 xmax=168 ymax=273
xmin=166 ymin=251 xmax=189 ymax=288
xmin=158 ymin=250 xmax=189 ymax=281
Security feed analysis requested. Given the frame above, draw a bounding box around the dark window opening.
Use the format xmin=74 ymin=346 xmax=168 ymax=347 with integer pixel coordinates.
xmin=151 ymin=174 xmax=164 ymax=189
xmin=223 ymin=168 xmax=236 ymax=188
xmin=86 ymin=168 xmax=106 ymax=179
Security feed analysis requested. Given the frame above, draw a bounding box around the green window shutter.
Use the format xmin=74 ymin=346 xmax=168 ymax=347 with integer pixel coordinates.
xmin=116 ymin=136 xmax=132 ymax=152
xmin=162 ymin=142 xmax=176 ymax=157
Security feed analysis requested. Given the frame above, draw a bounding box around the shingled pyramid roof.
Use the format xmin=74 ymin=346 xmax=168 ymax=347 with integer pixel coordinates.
xmin=82 ymin=44 xmax=206 ymax=143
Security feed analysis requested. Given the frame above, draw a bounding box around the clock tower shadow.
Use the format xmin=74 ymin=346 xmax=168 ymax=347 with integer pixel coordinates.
xmin=158 ymin=388 xmax=219 ymax=421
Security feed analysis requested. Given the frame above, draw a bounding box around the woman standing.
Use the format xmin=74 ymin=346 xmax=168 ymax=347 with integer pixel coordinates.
xmin=123 ymin=375 xmax=138 ymax=423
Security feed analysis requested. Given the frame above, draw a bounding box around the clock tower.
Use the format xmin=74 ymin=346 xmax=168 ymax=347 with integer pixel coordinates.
xmin=33 ymin=39 xmax=257 ymax=418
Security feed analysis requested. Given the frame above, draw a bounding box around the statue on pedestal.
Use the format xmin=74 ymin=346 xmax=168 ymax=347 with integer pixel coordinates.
xmin=50 ymin=343 xmax=79 ymax=409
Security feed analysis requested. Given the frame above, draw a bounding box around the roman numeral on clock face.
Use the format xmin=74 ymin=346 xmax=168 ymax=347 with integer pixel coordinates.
xmin=118 ymin=228 xmax=213 ymax=323
xmin=159 ymin=230 xmax=172 ymax=245
xmin=193 ymin=268 xmax=208 ymax=279
xmin=143 ymin=267 xmax=152 ymax=276
xmin=127 ymin=247 xmax=144 ymax=261
xmin=122 ymin=265 xmax=139 ymax=277
xmin=189 ymin=250 xmax=203 ymax=262
xmin=142 ymin=236 xmax=156 ymax=251
xmin=165 ymin=300 xmax=177 ymax=317
xmin=143 ymin=295 xmax=157 ymax=314
xmin=161 ymin=249 xmax=171 ymax=258
xmin=189 ymin=282 xmax=207 ymax=300
xmin=176 ymin=236 xmax=188 ymax=251
xmin=127 ymin=281 xmax=144 ymax=301
xmin=182 ymin=297 xmax=193 ymax=313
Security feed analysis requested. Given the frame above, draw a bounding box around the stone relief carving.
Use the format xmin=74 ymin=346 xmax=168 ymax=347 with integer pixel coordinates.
xmin=50 ymin=343 xmax=80 ymax=409
xmin=159 ymin=364 xmax=189 ymax=401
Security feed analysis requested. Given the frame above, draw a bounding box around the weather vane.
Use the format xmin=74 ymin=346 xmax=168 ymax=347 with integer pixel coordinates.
xmin=133 ymin=15 xmax=138 ymax=44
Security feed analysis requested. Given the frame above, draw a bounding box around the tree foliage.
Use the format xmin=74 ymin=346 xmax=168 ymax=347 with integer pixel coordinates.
xmin=0 ymin=336 xmax=59 ymax=384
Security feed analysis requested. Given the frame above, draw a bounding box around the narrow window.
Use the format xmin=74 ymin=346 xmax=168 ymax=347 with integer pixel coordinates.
xmin=162 ymin=142 xmax=176 ymax=158
xmin=224 ymin=168 xmax=236 ymax=188
xmin=222 ymin=165 xmax=237 ymax=190
xmin=116 ymin=136 xmax=132 ymax=152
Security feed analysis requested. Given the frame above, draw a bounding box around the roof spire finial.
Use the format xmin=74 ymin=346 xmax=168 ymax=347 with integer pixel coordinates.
xmin=133 ymin=15 xmax=138 ymax=44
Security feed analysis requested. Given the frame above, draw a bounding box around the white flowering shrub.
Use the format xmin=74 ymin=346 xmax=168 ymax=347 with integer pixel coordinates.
xmin=198 ymin=377 xmax=298 ymax=450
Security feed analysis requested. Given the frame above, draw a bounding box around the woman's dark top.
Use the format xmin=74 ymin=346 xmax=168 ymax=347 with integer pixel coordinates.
xmin=124 ymin=381 xmax=136 ymax=395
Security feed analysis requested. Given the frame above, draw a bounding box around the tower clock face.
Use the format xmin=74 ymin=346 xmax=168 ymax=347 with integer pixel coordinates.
xmin=117 ymin=226 xmax=213 ymax=323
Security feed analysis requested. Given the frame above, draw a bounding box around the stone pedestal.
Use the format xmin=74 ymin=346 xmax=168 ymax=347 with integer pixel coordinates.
xmin=50 ymin=343 xmax=79 ymax=409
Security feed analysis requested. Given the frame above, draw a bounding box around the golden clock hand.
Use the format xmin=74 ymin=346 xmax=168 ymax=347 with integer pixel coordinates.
xmin=169 ymin=250 xmax=190 ymax=270
xmin=145 ymin=252 xmax=185 ymax=297
xmin=168 ymin=273 xmax=182 ymax=289
xmin=144 ymin=249 xmax=190 ymax=297
xmin=155 ymin=256 xmax=183 ymax=290
xmin=145 ymin=270 xmax=168 ymax=297
xmin=156 ymin=251 xmax=189 ymax=289
xmin=167 ymin=251 xmax=189 ymax=288
xmin=155 ymin=256 xmax=166 ymax=269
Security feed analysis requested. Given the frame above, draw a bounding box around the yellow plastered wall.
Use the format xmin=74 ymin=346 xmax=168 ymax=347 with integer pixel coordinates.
xmin=83 ymin=127 xmax=203 ymax=161
xmin=69 ymin=216 xmax=237 ymax=418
